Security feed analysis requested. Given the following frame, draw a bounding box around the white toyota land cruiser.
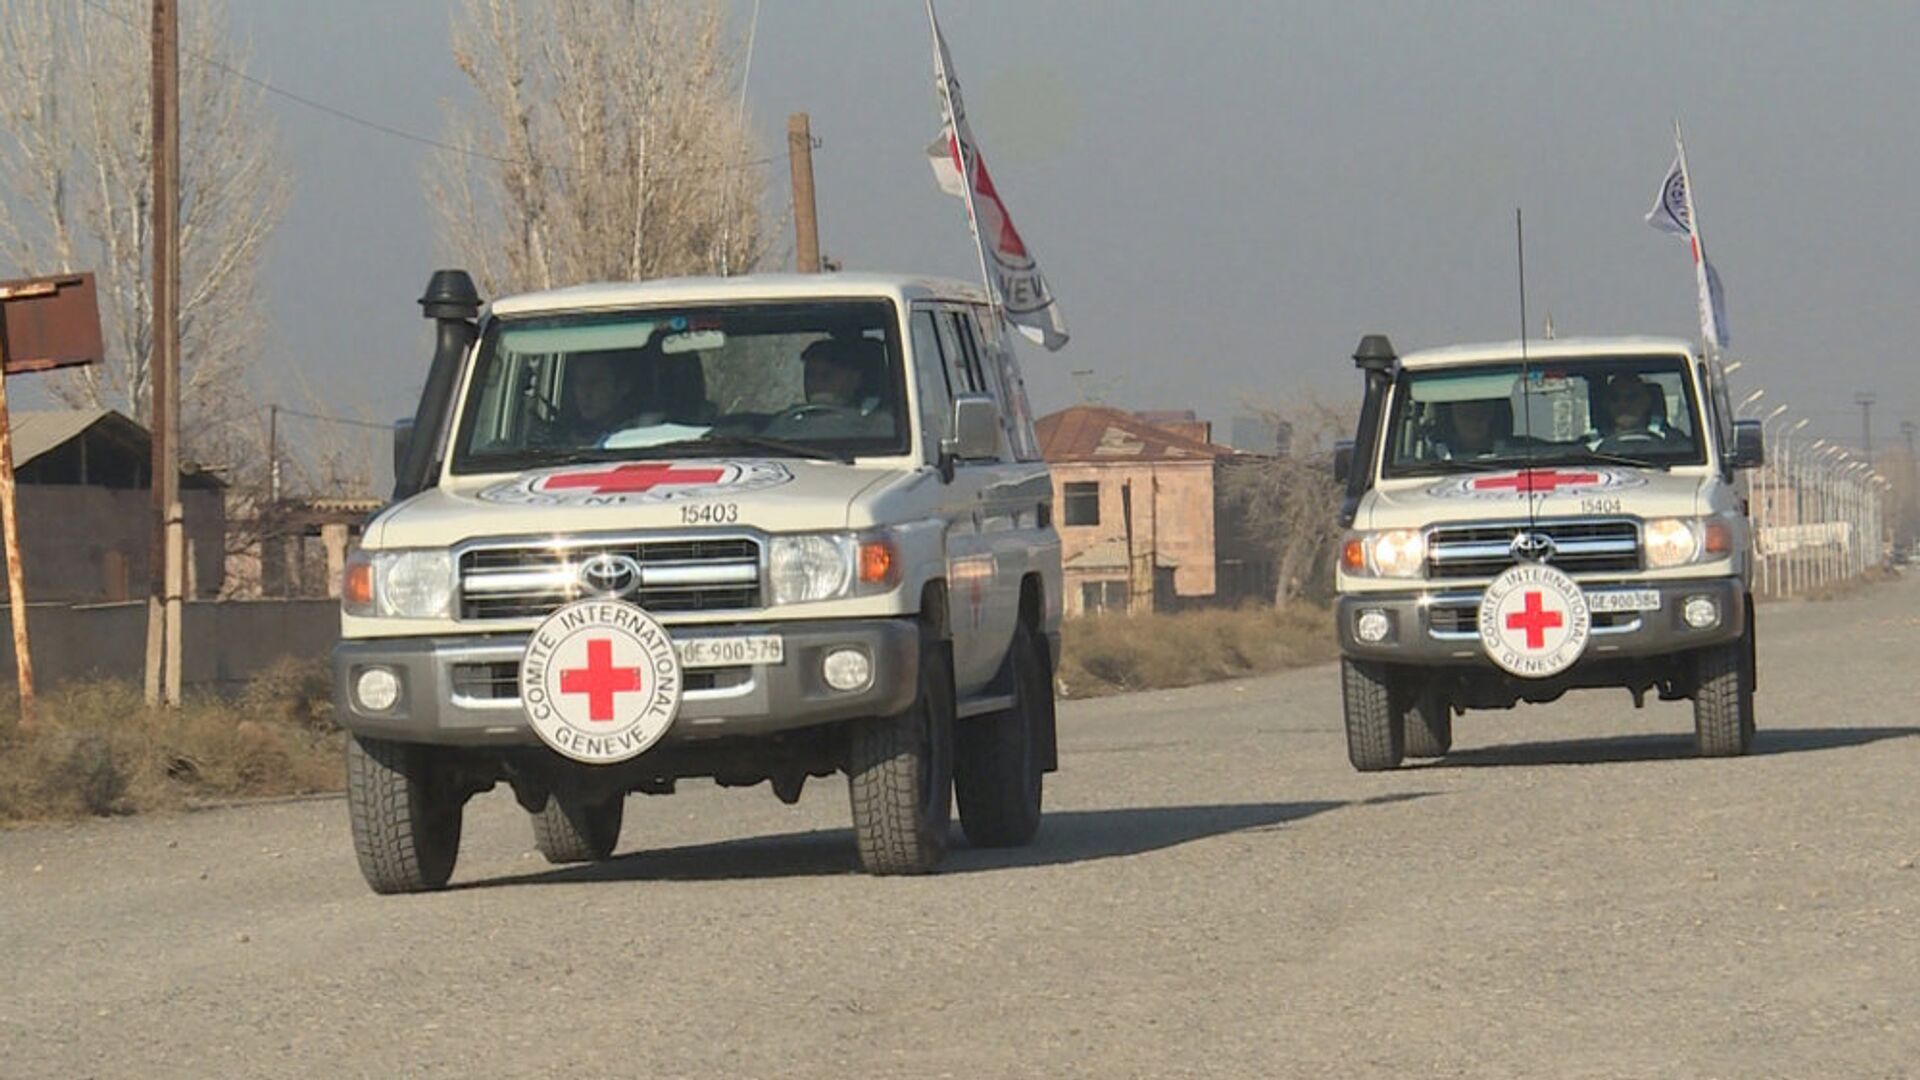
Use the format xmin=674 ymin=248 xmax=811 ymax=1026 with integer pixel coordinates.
xmin=334 ymin=270 xmax=1062 ymax=892
xmin=1333 ymin=333 xmax=1766 ymax=770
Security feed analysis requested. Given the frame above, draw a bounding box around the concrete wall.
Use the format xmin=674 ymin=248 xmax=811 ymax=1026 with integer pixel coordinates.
xmin=16 ymin=486 xmax=224 ymax=602
xmin=0 ymin=599 xmax=339 ymax=693
xmin=1051 ymin=460 xmax=1219 ymax=613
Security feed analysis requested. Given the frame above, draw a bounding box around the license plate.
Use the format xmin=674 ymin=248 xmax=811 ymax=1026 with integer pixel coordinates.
xmin=1585 ymin=589 xmax=1662 ymax=613
xmin=675 ymin=634 xmax=785 ymax=668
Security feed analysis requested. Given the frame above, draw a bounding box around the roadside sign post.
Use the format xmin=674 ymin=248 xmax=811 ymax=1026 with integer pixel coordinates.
xmin=0 ymin=273 xmax=105 ymax=729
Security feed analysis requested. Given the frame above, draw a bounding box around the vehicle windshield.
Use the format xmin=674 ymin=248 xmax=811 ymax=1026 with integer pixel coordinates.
xmin=450 ymin=299 xmax=908 ymax=473
xmin=1381 ymin=355 xmax=1706 ymax=477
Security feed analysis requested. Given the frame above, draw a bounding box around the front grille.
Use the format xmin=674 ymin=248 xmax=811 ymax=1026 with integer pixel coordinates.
xmin=1426 ymin=600 xmax=1643 ymax=640
xmin=451 ymin=660 xmax=731 ymax=701
xmin=458 ymin=536 xmax=761 ymax=620
xmin=1426 ymin=519 xmax=1639 ymax=580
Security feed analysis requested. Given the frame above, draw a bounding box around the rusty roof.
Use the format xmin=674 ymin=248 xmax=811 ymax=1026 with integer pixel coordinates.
xmin=1036 ymin=406 xmax=1235 ymax=464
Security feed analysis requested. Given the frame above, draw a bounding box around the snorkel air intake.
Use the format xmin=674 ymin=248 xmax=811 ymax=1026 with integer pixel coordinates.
xmin=393 ymin=269 xmax=481 ymax=501
xmin=1339 ymin=333 xmax=1397 ymax=527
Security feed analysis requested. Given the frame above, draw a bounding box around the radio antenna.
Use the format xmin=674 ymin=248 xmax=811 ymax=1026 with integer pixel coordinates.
xmin=1516 ymin=208 xmax=1540 ymax=536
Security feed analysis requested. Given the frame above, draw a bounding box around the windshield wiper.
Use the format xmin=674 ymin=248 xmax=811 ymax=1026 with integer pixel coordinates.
xmin=1536 ymin=449 xmax=1670 ymax=471
xmin=628 ymin=435 xmax=852 ymax=464
xmin=1388 ymin=457 xmax=1534 ymax=478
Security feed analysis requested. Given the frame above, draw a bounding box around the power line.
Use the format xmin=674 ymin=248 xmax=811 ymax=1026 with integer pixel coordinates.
xmin=272 ymin=406 xmax=394 ymax=432
xmin=75 ymin=0 xmax=780 ymax=181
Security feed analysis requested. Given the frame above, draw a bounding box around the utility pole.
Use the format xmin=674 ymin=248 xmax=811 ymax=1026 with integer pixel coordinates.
xmin=145 ymin=0 xmax=183 ymax=707
xmin=786 ymin=113 xmax=822 ymax=273
xmin=1855 ymin=391 xmax=1876 ymax=468
xmin=268 ymin=404 xmax=281 ymax=503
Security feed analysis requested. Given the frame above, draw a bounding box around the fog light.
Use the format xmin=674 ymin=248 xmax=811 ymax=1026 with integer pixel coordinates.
xmin=355 ymin=666 xmax=401 ymax=712
xmin=822 ymin=648 xmax=873 ymax=692
xmin=1682 ymin=595 xmax=1719 ymax=630
xmin=1356 ymin=608 xmax=1392 ymax=643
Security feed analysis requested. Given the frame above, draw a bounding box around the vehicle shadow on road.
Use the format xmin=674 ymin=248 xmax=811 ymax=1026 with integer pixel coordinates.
xmin=456 ymin=793 xmax=1436 ymax=889
xmin=1415 ymin=726 xmax=1920 ymax=769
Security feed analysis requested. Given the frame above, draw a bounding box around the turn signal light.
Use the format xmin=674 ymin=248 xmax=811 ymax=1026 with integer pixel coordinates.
xmin=858 ymin=538 xmax=899 ymax=586
xmin=342 ymin=561 xmax=373 ymax=609
xmin=1703 ymin=519 xmax=1734 ymax=556
xmin=1342 ymin=538 xmax=1366 ymax=572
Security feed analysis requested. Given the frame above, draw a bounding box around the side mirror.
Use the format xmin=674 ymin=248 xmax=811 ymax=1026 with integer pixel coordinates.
xmin=392 ymin=417 xmax=415 ymax=481
xmin=942 ymin=394 xmax=1000 ymax=467
xmin=1333 ymin=439 xmax=1355 ymax=483
xmin=1728 ymin=419 xmax=1765 ymax=470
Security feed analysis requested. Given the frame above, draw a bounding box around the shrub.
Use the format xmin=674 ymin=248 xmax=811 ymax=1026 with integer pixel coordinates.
xmin=1056 ymin=603 xmax=1335 ymax=699
xmin=0 ymin=659 xmax=345 ymax=824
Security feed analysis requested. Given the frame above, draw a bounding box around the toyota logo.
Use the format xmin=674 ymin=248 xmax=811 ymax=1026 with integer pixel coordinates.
xmin=1509 ymin=531 xmax=1557 ymax=563
xmin=576 ymin=553 xmax=643 ymax=597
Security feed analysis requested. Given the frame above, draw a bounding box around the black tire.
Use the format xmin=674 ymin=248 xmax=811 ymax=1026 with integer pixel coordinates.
xmin=1342 ymin=658 xmax=1405 ymax=772
xmin=346 ymin=735 xmax=463 ymax=894
xmin=955 ymin=622 xmax=1046 ymax=848
xmin=1403 ymin=683 xmax=1453 ymax=759
xmin=847 ymin=636 xmax=955 ymax=875
xmin=530 ymin=793 xmax=624 ymax=864
xmin=1693 ymin=629 xmax=1755 ymax=758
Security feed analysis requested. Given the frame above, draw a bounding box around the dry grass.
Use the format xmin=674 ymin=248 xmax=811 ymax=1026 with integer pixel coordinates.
xmin=0 ymin=657 xmax=343 ymax=823
xmin=1057 ymin=604 xmax=1337 ymax=699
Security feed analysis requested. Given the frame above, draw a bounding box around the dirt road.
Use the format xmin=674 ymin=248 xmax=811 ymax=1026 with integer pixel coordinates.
xmin=4 ymin=577 xmax=1918 ymax=1078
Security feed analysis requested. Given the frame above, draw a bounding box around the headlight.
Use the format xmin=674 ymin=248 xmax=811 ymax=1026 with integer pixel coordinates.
xmin=769 ymin=532 xmax=903 ymax=605
xmin=770 ymin=535 xmax=852 ymax=604
xmin=1643 ymin=518 xmax=1701 ymax=569
xmin=345 ymin=549 xmax=454 ymax=619
xmin=1644 ymin=516 xmax=1739 ymax=569
xmin=1368 ymin=529 xmax=1427 ymax=578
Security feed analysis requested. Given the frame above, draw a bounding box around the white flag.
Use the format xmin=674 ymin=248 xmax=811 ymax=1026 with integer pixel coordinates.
xmin=1646 ymin=153 xmax=1691 ymax=236
xmin=926 ymin=1 xmax=1069 ymax=351
xmin=1645 ymin=128 xmax=1730 ymax=349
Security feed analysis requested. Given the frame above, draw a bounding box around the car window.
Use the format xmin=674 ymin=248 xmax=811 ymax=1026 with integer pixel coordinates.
xmin=450 ymin=299 xmax=909 ymax=472
xmin=1382 ymin=356 xmax=1707 ymax=476
xmin=911 ymin=308 xmax=954 ymax=459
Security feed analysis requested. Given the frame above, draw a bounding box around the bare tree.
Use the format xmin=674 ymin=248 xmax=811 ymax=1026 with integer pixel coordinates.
xmin=1220 ymin=402 xmax=1354 ymax=606
xmin=431 ymin=0 xmax=771 ymax=297
xmin=0 ymin=0 xmax=288 ymax=447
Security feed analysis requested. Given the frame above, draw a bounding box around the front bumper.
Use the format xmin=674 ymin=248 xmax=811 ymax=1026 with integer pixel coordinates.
xmin=1338 ymin=577 xmax=1747 ymax=667
xmin=333 ymin=618 xmax=920 ymax=748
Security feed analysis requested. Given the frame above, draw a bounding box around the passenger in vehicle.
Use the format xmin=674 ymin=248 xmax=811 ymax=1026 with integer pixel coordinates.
xmin=553 ymin=350 xmax=643 ymax=445
xmin=1434 ymin=398 xmax=1512 ymax=458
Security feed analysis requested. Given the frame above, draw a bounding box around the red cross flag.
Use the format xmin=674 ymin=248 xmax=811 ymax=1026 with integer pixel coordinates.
xmin=925 ymin=0 xmax=1069 ymax=352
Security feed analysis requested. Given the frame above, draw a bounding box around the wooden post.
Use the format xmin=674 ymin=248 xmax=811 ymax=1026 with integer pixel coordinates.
xmin=321 ymin=523 xmax=350 ymax=599
xmin=0 ymin=328 xmax=35 ymax=728
xmin=145 ymin=0 xmax=181 ymax=707
xmin=0 ymin=272 xmax=104 ymax=726
xmin=787 ymin=113 xmax=822 ymax=273
xmin=164 ymin=502 xmax=184 ymax=703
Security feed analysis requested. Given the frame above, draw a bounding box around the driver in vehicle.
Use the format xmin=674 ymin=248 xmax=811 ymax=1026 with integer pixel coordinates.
xmin=1593 ymin=373 xmax=1674 ymax=449
xmin=763 ymin=337 xmax=896 ymax=439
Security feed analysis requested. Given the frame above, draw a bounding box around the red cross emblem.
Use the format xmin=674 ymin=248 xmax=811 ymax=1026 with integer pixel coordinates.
xmin=558 ymin=638 xmax=643 ymax=722
xmin=541 ymin=463 xmax=728 ymax=495
xmin=1504 ymin=591 xmax=1564 ymax=650
xmin=1472 ymin=469 xmax=1601 ymax=495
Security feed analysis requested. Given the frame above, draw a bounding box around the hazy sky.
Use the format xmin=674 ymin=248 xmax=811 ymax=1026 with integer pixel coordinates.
xmin=132 ymin=1 xmax=1920 ymax=470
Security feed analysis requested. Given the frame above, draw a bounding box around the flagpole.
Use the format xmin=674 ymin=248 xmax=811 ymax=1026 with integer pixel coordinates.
xmin=926 ymin=0 xmax=1003 ymax=328
xmin=1673 ymin=120 xmax=1719 ymax=356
